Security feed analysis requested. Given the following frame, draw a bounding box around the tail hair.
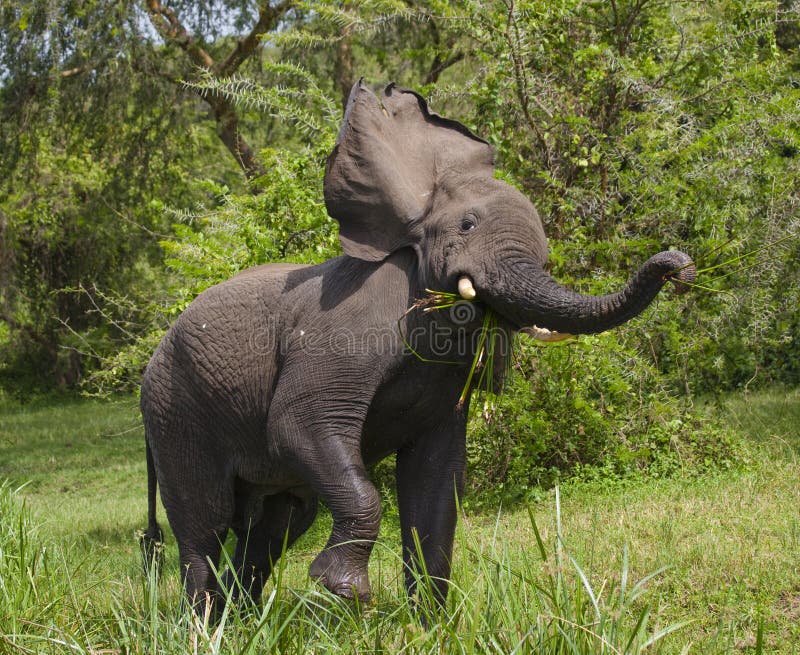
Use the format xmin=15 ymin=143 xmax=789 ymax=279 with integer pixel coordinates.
xmin=139 ymin=522 xmax=165 ymax=576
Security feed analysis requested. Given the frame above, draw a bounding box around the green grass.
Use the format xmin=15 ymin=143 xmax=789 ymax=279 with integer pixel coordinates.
xmin=1 ymin=389 xmax=799 ymax=653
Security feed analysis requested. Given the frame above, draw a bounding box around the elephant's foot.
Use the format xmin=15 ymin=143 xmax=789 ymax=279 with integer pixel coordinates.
xmin=309 ymin=547 xmax=371 ymax=602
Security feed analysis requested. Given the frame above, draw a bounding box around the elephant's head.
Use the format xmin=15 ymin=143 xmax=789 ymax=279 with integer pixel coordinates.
xmin=324 ymin=81 xmax=695 ymax=335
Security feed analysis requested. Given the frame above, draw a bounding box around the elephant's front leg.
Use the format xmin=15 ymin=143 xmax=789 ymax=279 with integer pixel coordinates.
xmin=396 ymin=421 xmax=467 ymax=607
xmin=269 ymin=364 xmax=384 ymax=601
xmin=306 ymin=458 xmax=381 ymax=601
xmin=278 ymin=417 xmax=380 ymax=601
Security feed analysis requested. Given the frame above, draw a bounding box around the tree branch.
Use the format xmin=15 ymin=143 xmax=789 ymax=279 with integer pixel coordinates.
xmin=334 ymin=29 xmax=355 ymax=112
xmin=144 ymin=0 xmax=268 ymax=181
xmin=502 ymin=0 xmax=553 ymax=172
xmin=145 ymin=0 xmax=216 ymax=70
xmin=423 ymin=51 xmax=465 ymax=86
xmin=218 ymin=1 xmax=291 ymax=78
xmin=205 ymin=92 xmax=267 ymax=180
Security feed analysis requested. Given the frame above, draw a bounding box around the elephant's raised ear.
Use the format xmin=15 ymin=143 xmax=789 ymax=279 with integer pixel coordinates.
xmin=324 ymin=80 xmax=495 ymax=261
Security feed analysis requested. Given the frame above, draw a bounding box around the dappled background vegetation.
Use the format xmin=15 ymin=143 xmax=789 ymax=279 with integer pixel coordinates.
xmin=1 ymin=0 xmax=799 ymax=496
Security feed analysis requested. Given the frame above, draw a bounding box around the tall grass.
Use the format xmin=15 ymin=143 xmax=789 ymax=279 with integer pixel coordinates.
xmin=1 ymin=480 xmax=685 ymax=654
xmin=3 ymin=391 xmax=797 ymax=651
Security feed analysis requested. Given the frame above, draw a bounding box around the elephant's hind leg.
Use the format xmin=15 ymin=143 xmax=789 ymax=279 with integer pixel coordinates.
xmin=161 ymin=472 xmax=235 ymax=616
xmin=177 ymin=528 xmax=229 ymax=615
xmin=228 ymin=491 xmax=318 ymax=603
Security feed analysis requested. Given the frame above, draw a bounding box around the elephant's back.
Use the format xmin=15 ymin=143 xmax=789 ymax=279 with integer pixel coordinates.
xmin=141 ymin=264 xmax=316 ymax=431
xmin=231 ymin=262 xmax=310 ymax=279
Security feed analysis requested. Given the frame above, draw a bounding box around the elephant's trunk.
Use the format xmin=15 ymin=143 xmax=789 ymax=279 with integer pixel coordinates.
xmin=475 ymin=251 xmax=695 ymax=335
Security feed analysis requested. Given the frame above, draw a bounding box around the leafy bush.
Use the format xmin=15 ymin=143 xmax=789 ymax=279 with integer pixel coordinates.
xmin=466 ymin=332 xmax=743 ymax=507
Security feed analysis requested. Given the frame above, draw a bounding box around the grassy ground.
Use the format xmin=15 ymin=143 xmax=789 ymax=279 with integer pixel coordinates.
xmin=0 ymin=389 xmax=798 ymax=653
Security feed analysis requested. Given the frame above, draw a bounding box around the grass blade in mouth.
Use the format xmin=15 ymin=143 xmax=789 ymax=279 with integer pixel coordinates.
xmin=397 ymin=289 xmax=506 ymax=410
xmin=396 ymin=290 xmax=465 ymax=366
xmin=402 ymin=289 xmax=578 ymax=412
xmin=460 ymin=309 xmax=506 ymax=409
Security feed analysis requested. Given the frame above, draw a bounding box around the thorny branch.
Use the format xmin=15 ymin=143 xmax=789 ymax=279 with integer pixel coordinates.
xmin=502 ymin=0 xmax=553 ymax=169
xmin=144 ymin=0 xmax=291 ymax=182
xmin=415 ymin=4 xmax=465 ymax=85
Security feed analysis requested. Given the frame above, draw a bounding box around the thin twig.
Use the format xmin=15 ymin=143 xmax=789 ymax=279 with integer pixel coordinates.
xmin=694 ymin=234 xmax=795 ymax=275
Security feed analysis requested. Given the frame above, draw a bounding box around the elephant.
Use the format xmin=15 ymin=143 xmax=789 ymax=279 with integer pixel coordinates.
xmin=140 ymin=80 xmax=695 ymax=612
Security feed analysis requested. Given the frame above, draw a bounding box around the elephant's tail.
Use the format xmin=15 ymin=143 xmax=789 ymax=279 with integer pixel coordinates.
xmin=139 ymin=438 xmax=164 ymax=576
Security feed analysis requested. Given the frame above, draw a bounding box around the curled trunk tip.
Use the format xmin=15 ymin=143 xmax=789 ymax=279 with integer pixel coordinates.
xmin=666 ymin=259 xmax=697 ymax=295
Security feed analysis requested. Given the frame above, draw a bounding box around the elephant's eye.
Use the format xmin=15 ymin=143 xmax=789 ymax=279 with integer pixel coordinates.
xmin=459 ymin=215 xmax=478 ymax=233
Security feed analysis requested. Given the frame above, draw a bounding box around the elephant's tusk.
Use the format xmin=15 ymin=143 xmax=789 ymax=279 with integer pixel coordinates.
xmin=458 ymin=276 xmax=477 ymax=300
xmin=522 ymin=325 xmax=573 ymax=342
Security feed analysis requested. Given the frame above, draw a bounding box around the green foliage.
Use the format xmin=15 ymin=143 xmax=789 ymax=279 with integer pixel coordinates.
xmin=188 ymin=62 xmax=341 ymax=141
xmin=0 ymin=0 xmax=277 ymax=393
xmin=3 ymin=1 xmax=798 ymax=493
xmin=467 ymin=333 xmax=744 ymax=507
xmin=0 ymin=131 xmax=198 ymax=392
xmin=160 ymin=148 xmax=337 ymax=293
xmin=450 ymin=0 xmax=800 ymax=391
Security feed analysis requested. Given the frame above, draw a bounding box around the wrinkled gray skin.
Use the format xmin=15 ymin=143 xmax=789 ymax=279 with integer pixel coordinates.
xmin=140 ymin=82 xmax=695 ymax=612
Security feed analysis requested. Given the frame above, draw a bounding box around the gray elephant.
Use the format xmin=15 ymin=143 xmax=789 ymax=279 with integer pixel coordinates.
xmin=140 ymin=81 xmax=695 ymax=611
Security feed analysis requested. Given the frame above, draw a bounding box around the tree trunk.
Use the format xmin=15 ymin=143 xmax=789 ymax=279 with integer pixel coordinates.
xmin=334 ymin=27 xmax=355 ymax=112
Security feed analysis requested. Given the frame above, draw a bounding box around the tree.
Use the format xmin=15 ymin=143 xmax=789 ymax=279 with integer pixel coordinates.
xmin=0 ymin=1 xmax=238 ymax=390
xmin=143 ymin=0 xmax=293 ymax=180
xmin=1 ymin=1 xmax=341 ymax=391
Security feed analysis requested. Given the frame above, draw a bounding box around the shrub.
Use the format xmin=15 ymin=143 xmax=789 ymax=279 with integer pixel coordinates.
xmin=466 ymin=332 xmax=743 ymax=507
